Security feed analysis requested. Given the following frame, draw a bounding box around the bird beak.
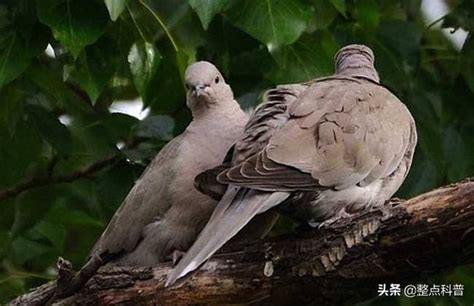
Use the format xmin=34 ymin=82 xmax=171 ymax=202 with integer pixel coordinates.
xmin=193 ymin=84 xmax=207 ymax=97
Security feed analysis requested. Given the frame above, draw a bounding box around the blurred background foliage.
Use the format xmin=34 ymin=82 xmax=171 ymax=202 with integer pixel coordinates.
xmin=0 ymin=0 xmax=473 ymax=304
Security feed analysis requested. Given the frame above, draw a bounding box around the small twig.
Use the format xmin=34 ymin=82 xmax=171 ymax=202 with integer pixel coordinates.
xmin=50 ymin=255 xmax=104 ymax=302
xmin=0 ymin=135 xmax=147 ymax=203
xmin=0 ymin=155 xmax=121 ymax=202
xmin=55 ymin=257 xmax=75 ymax=294
xmin=426 ymin=14 xmax=448 ymax=30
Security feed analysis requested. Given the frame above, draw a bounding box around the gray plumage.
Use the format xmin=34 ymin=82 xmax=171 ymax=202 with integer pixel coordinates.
xmin=166 ymin=45 xmax=417 ymax=285
xmin=91 ymin=61 xmax=248 ymax=265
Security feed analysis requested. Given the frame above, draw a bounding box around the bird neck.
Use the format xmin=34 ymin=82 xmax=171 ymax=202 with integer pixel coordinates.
xmin=335 ymin=49 xmax=380 ymax=84
xmin=187 ymin=99 xmax=247 ymax=143
xmin=190 ymin=98 xmax=242 ymax=121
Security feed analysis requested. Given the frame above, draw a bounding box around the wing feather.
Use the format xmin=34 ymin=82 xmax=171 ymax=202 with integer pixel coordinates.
xmin=218 ymin=78 xmax=414 ymax=191
xmin=92 ymin=135 xmax=184 ymax=255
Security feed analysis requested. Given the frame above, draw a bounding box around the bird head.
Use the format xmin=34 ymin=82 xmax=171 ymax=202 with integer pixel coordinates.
xmin=184 ymin=61 xmax=233 ymax=113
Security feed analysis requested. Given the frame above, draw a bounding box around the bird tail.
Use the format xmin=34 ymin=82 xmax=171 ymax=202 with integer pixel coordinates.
xmin=165 ymin=186 xmax=289 ymax=286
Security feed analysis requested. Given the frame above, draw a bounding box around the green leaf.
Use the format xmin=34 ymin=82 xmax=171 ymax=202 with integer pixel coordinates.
xmin=103 ymin=16 xmax=141 ymax=101
xmin=128 ymin=41 xmax=161 ymax=99
xmin=63 ymin=209 xmax=104 ymax=228
xmin=10 ymin=236 xmax=54 ymax=265
xmin=136 ymin=115 xmax=175 ymax=140
xmin=397 ymin=151 xmax=444 ymax=198
xmin=37 ymin=0 xmax=109 ymax=58
xmin=188 ymin=0 xmax=229 ymax=30
xmin=25 ymin=61 xmax=93 ymax=115
xmin=65 ymin=37 xmax=120 ymax=103
xmin=175 ymin=49 xmax=193 ymax=80
xmin=96 ymin=163 xmax=140 ymax=217
xmin=144 ymin=50 xmax=186 ymax=114
xmin=372 ymin=21 xmax=421 ymax=92
xmin=45 ymin=196 xmax=103 ymax=229
xmin=443 ymin=126 xmax=472 ymax=182
xmin=268 ymin=32 xmax=336 ymax=83
xmin=105 ymin=0 xmax=129 ymax=21
xmin=0 ymin=85 xmax=25 ymax=134
xmin=35 ymin=221 xmax=66 ymax=251
xmin=226 ymin=0 xmax=312 ymax=50
xmin=0 ymin=2 xmax=49 ymax=88
xmin=102 ymin=112 xmax=139 ymax=141
xmin=306 ymin=1 xmax=338 ymax=32
xmin=0 ymin=230 xmax=10 ymax=257
xmin=69 ymin=116 xmax=119 ymax=158
xmin=354 ymin=0 xmax=380 ymax=30
xmin=0 ymin=273 xmax=25 ymax=305
xmin=0 ymin=31 xmax=46 ymax=88
xmin=0 ymin=118 xmax=43 ymax=186
xmin=330 ymin=0 xmax=346 ymax=17
xmin=461 ymin=34 xmax=474 ymax=93
xmin=417 ymin=123 xmax=444 ymax=170
xmin=11 ymin=187 xmax=57 ymax=238
xmin=0 ymin=198 xmax=15 ymax=234
xmin=26 ymin=105 xmax=72 ymax=155
xmin=377 ymin=21 xmax=421 ymax=67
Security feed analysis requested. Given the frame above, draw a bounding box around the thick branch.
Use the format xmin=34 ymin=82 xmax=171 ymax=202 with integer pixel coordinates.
xmin=11 ymin=179 xmax=474 ymax=305
xmin=0 ymin=155 xmax=121 ymax=202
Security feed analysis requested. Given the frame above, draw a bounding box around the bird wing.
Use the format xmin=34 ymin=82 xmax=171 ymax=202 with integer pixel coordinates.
xmin=91 ymin=135 xmax=184 ymax=256
xmin=218 ymin=77 xmax=415 ymax=191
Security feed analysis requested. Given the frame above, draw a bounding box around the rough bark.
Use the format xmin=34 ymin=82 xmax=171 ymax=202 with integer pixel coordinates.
xmin=11 ymin=178 xmax=474 ymax=306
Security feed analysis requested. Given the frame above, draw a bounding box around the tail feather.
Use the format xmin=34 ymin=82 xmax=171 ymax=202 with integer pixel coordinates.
xmin=165 ymin=186 xmax=289 ymax=286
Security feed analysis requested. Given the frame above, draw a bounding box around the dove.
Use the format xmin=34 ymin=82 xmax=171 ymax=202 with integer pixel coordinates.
xmin=166 ymin=44 xmax=417 ymax=286
xmin=95 ymin=61 xmax=248 ymax=265
xmin=54 ymin=61 xmax=248 ymax=298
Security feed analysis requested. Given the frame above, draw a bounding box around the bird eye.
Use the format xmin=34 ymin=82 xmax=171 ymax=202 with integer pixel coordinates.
xmin=185 ymin=83 xmax=191 ymax=90
xmin=215 ymin=76 xmax=220 ymax=84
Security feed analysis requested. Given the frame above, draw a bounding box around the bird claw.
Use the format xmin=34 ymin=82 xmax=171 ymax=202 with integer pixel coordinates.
xmin=171 ymin=250 xmax=186 ymax=266
xmin=317 ymin=203 xmax=392 ymax=230
xmin=368 ymin=202 xmax=394 ymax=220
xmin=317 ymin=208 xmax=353 ymax=229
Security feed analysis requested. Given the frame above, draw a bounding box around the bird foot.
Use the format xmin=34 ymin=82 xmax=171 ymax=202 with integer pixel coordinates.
xmin=369 ymin=202 xmax=394 ymax=220
xmin=171 ymin=250 xmax=186 ymax=266
xmin=316 ymin=208 xmax=353 ymax=229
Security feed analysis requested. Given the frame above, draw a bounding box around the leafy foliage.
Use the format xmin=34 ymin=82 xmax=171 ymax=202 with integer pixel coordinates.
xmin=0 ymin=0 xmax=473 ymax=304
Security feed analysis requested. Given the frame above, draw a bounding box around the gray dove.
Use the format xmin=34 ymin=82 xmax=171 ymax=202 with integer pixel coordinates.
xmin=166 ymin=44 xmax=417 ymax=285
xmin=95 ymin=61 xmax=248 ymax=265
xmin=54 ymin=61 xmax=248 ymax=298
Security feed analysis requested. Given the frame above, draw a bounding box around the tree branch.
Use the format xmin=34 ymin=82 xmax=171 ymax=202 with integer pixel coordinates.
xmin=10 ymin=178 xmax=474 ymax=305
xmin=0 ymin=155 xmax=121 ymax=202
xmin=0 ymin=137 xmax=145 ymax=202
